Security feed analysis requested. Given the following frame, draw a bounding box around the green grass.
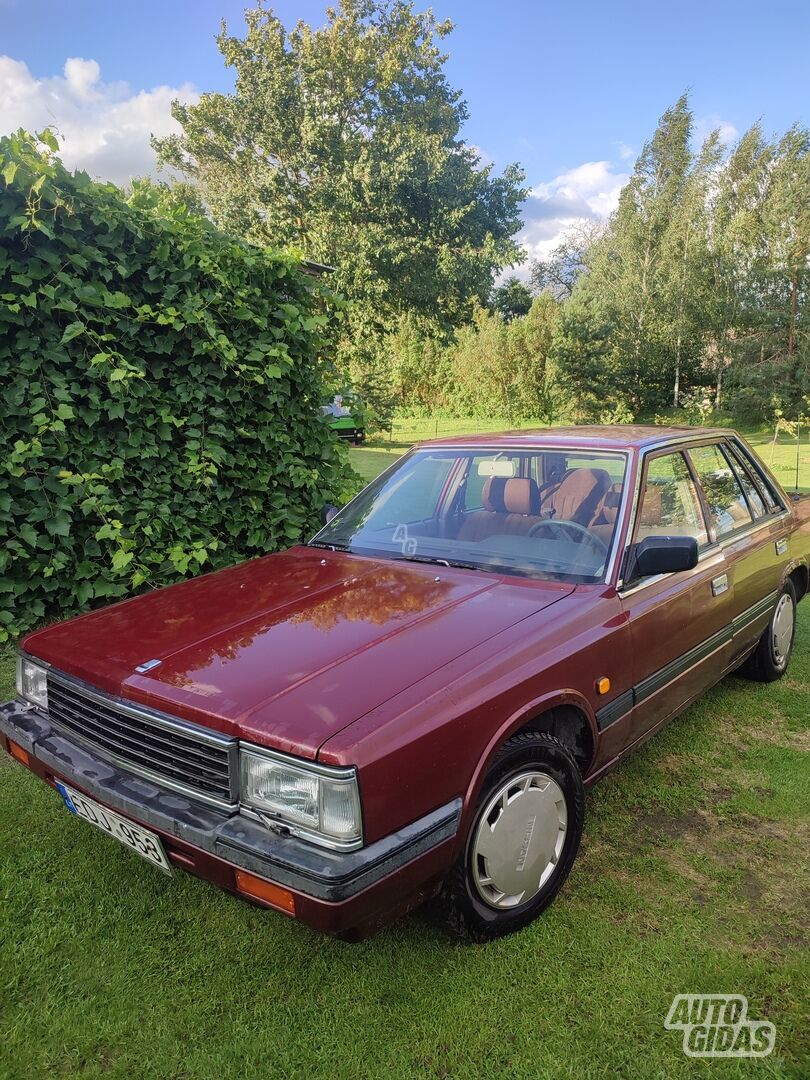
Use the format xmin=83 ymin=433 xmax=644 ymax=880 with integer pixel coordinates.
xmin=366 ymin=418 xmax=810 ymax=492
xmin=1 ymin=441 xmax=808 ymax=1079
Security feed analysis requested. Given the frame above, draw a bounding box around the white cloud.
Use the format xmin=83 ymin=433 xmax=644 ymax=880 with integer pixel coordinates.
xmin=694 ymin=114 xmax=739 ymax=148
xmin=508 ymin=159 xmax=629 ymax=276
xmin=617 ymin=141 xmax=636 ymax=162
xmin=0 ymin=55 xmax=199 ymax=187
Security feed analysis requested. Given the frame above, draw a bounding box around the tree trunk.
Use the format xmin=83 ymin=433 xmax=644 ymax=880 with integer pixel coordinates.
xmin=673 ymin=335 xmax=681 ymax=408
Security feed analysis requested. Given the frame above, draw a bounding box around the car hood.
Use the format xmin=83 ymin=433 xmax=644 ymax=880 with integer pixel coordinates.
xmin=23 ymin=546 xmax=573 ymax=758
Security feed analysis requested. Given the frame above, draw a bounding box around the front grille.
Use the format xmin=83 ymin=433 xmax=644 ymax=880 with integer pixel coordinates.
xmin=46 ymin=672 xmax=238 ymax=807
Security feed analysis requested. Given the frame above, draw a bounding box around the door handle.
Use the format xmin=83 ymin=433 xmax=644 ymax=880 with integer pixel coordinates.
xmin=775 ymin=538 xmax=788 ymax=556
xmin=711 ymin=573 xmax=729 ymax=597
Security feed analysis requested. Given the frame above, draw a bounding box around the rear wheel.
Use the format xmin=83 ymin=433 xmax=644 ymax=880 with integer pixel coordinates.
xmin=739 ymin=580 xmax=797 ymax=683
xmin=436 ymin=731 xmax=584 ymax=942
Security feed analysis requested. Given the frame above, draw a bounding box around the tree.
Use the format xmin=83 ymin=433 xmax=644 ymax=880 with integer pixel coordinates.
xmin=451 ymin=296 xmax=560 ymax=422
xmin=530 ymin=220 xmax=603 ymax=301
xmin=713 ymin=125 xmax=810 ymax=420
xmin=756 ymin=127 xmax=810 ymax=409
xmin=555 ymin=95 xmax=715 ymax=417
xmin=154 ymin=1 xmax=527 ymax=365
xmin=658 ymin=131 xmax=723 ymax=406
xmin=491 ymin=276 xmax=533 ymax=321
xmin=384 ymin=312 xmax=454 ymax=412
xmin=703 ymin=124 xmax=773 ymax=410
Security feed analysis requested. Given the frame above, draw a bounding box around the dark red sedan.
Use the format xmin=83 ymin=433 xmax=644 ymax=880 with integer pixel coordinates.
xmin=3 ymin=426 xmax=809 ymax=940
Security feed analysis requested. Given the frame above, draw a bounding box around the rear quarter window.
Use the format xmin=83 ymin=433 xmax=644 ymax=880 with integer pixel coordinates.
xmin=730 ymin=438 xmax=786 ymax=513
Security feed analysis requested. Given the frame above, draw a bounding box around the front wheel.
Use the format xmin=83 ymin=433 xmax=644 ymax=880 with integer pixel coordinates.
xmin=739 ymin=580 xmax=797 ymax=683
xmin=436 ymin=732 xmax=585 ymax=942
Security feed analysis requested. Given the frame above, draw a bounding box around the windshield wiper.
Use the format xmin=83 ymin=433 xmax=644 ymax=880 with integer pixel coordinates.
xmin=308 ymin=540 xmax=351 ymax=552
xmin=390 ymin=553 xmax=488 ymax=572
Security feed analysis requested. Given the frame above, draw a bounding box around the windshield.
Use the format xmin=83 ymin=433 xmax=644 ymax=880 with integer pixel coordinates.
xmin=311 ymin=447 xmax=628 ymax=582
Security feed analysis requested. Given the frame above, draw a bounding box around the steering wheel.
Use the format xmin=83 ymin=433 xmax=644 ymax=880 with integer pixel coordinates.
xmin=527 ymin=517 xmax=609 ymax=556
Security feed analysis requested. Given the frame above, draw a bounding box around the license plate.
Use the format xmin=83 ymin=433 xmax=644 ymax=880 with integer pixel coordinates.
xmin=55 ymin=781 xmax=173 ymax=875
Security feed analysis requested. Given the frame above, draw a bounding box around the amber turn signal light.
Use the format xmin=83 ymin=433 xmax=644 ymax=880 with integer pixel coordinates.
xmin=595 ymin=676 xmax=611 ymax=695
xmin=7 ymin=740 xmax=30 ymax=767
xmin=235 ymin=869 xmax=296 ymax=915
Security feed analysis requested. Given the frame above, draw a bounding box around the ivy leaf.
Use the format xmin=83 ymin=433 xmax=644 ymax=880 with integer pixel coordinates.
xmin=39 ymin=129 xmax=60 ymax=152
xmin=0 ymin=128 xmax=353 ymax=640
xmin=111 ymin=550 xmax=134 ymax=571
xmin=60 ymin=321 xmax=86 ymax=344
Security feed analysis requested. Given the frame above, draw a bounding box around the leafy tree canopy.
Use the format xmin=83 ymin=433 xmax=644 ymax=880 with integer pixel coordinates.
xmin=491 ymin=275 xmax=533 ymax=321
xmin=155 ymin=0 xmax=527 ymax=350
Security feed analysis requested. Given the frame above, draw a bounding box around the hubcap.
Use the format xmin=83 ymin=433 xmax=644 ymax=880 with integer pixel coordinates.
xmin=471 ymin=771 xmax=568 ymax=910
xmin=772 ymin=593 xmax=795 ymax=666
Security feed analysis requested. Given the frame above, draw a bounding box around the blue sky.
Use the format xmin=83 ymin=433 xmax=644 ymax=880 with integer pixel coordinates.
xmin=2 ymin=0 xmax=808 ymax=264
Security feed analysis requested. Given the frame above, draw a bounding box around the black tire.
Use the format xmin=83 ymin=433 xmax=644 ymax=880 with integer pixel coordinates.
xmin=738 ymin=580 xmax=797 ymax=683
xmin=436 ymin=731 xmax=585 ymax=943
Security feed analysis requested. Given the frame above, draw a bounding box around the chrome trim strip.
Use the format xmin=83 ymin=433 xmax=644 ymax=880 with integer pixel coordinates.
xmin=47 ymin=669 xmax=235 ymax=750
xmin=411 ymin=443 xmax=631 ymax=458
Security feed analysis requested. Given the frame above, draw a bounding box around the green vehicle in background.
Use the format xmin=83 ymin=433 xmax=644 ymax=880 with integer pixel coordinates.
xmin=321 ymin=394 xmax=366 ymax=445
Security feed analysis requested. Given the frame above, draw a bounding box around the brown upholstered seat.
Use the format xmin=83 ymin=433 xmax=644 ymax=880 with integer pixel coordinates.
xmin=455 ymin=477 xmax=543 ymax=541
xmin=540 ymin=468 xmax=612 ymax=525
xmin=588 ymin=482 xmax=623 ymax=545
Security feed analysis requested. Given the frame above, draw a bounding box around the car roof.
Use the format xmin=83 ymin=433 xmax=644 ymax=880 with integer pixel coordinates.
xmin=417 ymin=424 xmax=734 ymax=452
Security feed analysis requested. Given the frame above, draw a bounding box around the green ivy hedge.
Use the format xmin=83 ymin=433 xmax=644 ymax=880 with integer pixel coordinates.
xmin=0 ymin=130 xmax=354 ymax=642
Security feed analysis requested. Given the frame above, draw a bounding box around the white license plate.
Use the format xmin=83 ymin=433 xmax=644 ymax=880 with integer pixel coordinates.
xmin=55 ymin=781 xmax=173 ymax=875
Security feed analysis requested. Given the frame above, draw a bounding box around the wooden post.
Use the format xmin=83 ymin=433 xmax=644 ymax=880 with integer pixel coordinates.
xmin=796 ymin=415 xmax=802 ymax=492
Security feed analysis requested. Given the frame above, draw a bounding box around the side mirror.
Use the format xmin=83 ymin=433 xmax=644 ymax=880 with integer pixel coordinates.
xmin=320 ymin=504 xmax=340 ymax=526
xmin=632 ymin=535 xmax=699 ymax=578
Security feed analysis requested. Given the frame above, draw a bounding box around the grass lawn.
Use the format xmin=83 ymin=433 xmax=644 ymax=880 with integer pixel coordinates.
xmin=1 ymin=441 xmax=808 ymax=1079
xmin=364 ymin=419 xmax=810 ymax=492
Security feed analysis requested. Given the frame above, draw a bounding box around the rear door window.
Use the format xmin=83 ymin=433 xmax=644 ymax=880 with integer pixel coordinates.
xmin=687 ymin=443 xmax=754 ymax=539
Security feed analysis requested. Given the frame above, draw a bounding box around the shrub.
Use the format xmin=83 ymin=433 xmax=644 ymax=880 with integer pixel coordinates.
xmin=0 ymin=130 xmax=354 ymax=641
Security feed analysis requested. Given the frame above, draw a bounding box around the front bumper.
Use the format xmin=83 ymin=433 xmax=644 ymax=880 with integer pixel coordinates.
xmin=0 ymin=699 xmax=460 ymax=938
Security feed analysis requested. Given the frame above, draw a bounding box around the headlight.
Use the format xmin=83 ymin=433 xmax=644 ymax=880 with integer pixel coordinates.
xmin=240 ymin=746 xmax=362 ymax=850
xmin=16 ymin=655 xmax=48 ymax=710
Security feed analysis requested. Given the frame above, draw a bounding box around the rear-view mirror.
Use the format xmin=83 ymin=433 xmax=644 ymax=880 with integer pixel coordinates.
xmin=477 ymin=459 xmax=516 ymax=478
xmin=320 ymin=504 xmax=340 ymax=525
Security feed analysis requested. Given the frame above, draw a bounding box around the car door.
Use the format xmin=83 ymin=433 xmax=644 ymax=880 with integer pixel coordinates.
xmin=610 ymin=446 xmax=736 ymax=753
xmin=686 ymin=439 xmax=787 ymax=663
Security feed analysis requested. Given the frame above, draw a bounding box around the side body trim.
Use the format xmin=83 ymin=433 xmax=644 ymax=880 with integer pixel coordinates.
xmin=594 ymin=591 xmax=778 ymax=732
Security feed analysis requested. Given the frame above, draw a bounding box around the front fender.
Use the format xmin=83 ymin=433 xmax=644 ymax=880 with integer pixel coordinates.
xmin=454 ymin=687 xmax=598 ymax=857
